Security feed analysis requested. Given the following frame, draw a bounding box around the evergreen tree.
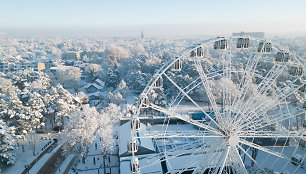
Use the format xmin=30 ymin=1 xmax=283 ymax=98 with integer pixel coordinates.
xmin=0 ymin=120 xmax=16 ymax=165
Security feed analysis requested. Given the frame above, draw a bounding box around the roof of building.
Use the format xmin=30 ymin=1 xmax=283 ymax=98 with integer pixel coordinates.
xmin=83 ymin=83 xmax=103 ymax=90
xmin=87 ymin=91 xmax=102 ymax=97
xmin=95 ymin=79 xmax=105 ymax=87
xmin=119 ymin=121 xmax=155 ymax=157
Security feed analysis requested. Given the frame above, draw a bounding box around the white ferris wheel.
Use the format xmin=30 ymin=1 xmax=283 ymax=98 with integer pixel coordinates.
xmin=128 ymin=35 xmax=305 ymax=174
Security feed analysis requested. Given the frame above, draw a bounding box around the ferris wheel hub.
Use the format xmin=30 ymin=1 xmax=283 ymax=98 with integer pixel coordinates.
xmin=228 ymin=134 xmax=239 ymax=147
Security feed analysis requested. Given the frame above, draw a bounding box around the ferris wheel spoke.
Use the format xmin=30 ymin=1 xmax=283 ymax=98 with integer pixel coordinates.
xmin=139 ymin=141 xmax=203 ymax=170
xmin=239 ymin=138 xmax=290 ymax=160
xmin=171 ymin=69 xmax=225 ymax=108
xmin=232 ymin=64 xmax=286 ymax=122
xmin=212 ymin=145 xmax=230 ymax=174
xmin=169 ymin=142 xmax=210 ymax=174
xmin=233 ymin=82 xmax=304 ymax=131
xmin=229 ymin=146 xmax=248 ymax=174
xmin=140 ymin=138 xmax=204 ymax=165
xmin=237 ymin=64 xmax=287 ymax=117
xmin=237 ymin=130 xmax=303 ymax=138
xmin=192 ymin=142 xmax=226 ymax=174
xmin=170 ymin=77 xmax=202 ymax=108
xmin=236 ymin=86 xmax=305 ymax=131
xmin=229 ymin=54 xmax=264 ymax=122
xmin=239 ymin=109 xmax=305 ymax=132
xmin=193 ymin=59 xmax=226 ymax=131
xmin=162 ymin=73 xmax=225 ymax=133
xmin=141 ymin=130 xmax=224 ymax=139
xmin=150 ymin=103 xmax=224 ymax=136
xmin=237 ymin=143 xmax=263 ymax=170
xmin=139 ymin=149 xmax=191 ymax=169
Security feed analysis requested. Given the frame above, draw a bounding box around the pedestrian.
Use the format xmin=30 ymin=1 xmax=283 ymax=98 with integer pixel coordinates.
xmin=93 ymin=157 xmax=96 ymax=164
xmin=22 ymin=145 xmax=25 ymax=152
xmin=95 ymin=143 xmax=97 ymax=150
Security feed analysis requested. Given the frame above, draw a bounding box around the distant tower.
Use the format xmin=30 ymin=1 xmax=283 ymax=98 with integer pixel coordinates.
xmin=141 ymin=29 xmax=144 ymax=39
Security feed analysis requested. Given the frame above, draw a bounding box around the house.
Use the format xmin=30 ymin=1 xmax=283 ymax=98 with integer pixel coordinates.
xmin=83 ymin=83 xmax=103 ymax=93
xmin=61 ymin=52 xmax=77 ymax=61
xmin=95 ymin=79 xmax=105 ymax=87
xmin=87 ymin=91 xmax=102 ymax=101
xmin=0 ymin=62 xmax=45 ymax=72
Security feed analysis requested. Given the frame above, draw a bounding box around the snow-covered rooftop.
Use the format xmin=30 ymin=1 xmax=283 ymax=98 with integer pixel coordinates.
xmin=95 ymin=79 xmax=105 ymax=87
xmin=119 ymin=121 xmax=155 ymax=157
xmin=83 ymin=83 xmax=103 ymax=90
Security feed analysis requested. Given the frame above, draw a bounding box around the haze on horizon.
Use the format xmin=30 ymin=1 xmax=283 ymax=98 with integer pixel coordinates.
xmin=1 ymin=0 xmax=306 ymax=38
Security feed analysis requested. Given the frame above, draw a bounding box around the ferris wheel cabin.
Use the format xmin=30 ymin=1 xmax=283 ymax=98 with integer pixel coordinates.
xmin=214 ymin=37 xmax=227 ymax=49
xmin=190 ymin=44 xmax=204 ymax=57
xmin=237 ymin=37 xmax=250 ymax=48
xmin=130 ymin=157 xmax=140 ymax=173
xmin=131 ymin=117 xmax=141 ymax=132
xmin=128 ymin=139 xmax=138 ymax=153
xmin=153 ymin=76 xmax=163 ymax=88
xmin=257 ymin=41 xmax=272 ymax=52
xmin=140 ymin=96 xmax=149 ymax=108
xmin=171 ymin=57 xmax=182 ymax=71
xmin=289 ymin=65 xmax=303 ymax=76
xmin=275 ymin=51 xmax=290 ymax=62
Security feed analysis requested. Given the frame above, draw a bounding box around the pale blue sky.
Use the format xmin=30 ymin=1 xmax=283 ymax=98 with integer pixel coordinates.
xmin=1 ymin=0 xmax=306 ymax=36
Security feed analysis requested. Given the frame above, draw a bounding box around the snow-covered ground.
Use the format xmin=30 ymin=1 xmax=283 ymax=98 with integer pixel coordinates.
xmin=68 ymin=136 xmax=120 ymax=174
xmin=2 ymin=138 xmax=54 ymax=174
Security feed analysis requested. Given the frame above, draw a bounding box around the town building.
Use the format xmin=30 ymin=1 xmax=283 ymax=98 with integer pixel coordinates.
xmin=232 ymin=31 xmax=265 ymax=39
xmin=61 ymin=52 xmax=78 ymax=61
xmin=0 ymin=62 xmax=45 ymax=72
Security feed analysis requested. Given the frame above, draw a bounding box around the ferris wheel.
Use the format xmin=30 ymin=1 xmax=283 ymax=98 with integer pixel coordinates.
xmin=128 ymin=35 xmax=306 ymax=174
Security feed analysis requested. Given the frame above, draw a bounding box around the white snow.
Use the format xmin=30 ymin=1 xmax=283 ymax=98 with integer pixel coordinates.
xmin=2 ymin=139 xmax=54 ymax=174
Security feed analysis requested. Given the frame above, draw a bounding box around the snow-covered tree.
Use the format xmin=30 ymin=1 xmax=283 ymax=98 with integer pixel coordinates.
xmin=60 ymin=104 xmax=100 ymax=154
xmin=60 ymin=103 xmax=122 ymax=156
xmin=85 ymin=63 xmax=102 ymax=81
xmin=54 ymin=66 xmax=81 ymax=90
xmin=0 ymin=69 xmax=75 ymax=134
xmin=0 ymin=120 xmax=16 ymax=165
xmin=104 ymin=45 xmax=130 ymax=62
xmin=105 ymin=66 xmax=120 ymax=89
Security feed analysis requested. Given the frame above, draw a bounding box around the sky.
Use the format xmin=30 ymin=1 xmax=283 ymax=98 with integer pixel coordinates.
xmin=0 ymin=0 xmax=306 ymax=37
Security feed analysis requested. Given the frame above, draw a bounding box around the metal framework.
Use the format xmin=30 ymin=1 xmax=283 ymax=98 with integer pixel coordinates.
xmin=129 ymin=36 xmax=306 ymax=174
